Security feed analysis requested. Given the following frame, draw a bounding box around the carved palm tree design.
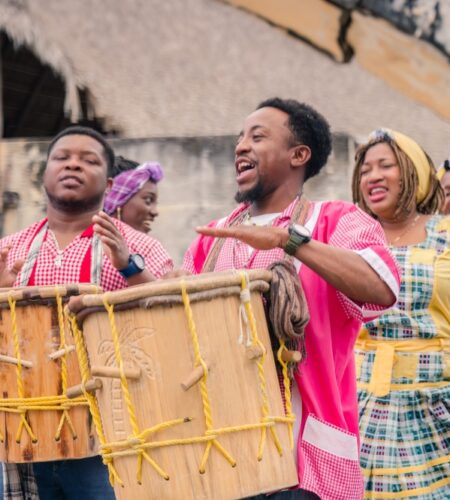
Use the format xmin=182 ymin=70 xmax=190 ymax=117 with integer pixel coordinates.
xmin=98 ymin=320 xmax=156 ymax=439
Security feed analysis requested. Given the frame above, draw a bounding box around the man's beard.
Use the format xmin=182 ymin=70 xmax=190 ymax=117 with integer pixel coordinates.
xmin=46 ymin=189 xmax=104 ymax=214
xmin=234 ymin=179 xmax=266 ymax=204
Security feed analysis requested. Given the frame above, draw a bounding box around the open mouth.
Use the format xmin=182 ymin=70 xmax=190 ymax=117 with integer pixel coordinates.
xmin=235 ymin=158 xmax=255 ymax=182
xmin=368 ymin=186 xmax=388 ymax=202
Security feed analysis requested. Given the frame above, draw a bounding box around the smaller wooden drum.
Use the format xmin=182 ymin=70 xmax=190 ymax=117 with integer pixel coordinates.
xmin=0 ymin=284 xmax=100 ymax=463
xmin=72 ymin=270 xmax=298 ymax=500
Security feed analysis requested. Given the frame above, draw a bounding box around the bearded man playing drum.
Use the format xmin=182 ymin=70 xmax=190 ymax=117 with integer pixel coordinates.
xmin=0 ymin=126 xmax=173 ymax=499
xmin=184 ymin=98 xmax=400 ymax=500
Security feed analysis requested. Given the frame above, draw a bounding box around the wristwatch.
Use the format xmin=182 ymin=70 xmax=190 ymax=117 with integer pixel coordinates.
xmin=118 ymin=253 xmax=146 ymax=278
xmin=284 ymin=224 xmax=311 ymax=256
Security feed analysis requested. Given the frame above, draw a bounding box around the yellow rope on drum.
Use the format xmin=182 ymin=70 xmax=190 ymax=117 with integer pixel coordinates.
xmin=0 ymin=294 xmax=89 ymax=446
xmin=180 ymin=281 xmax=236 ymax=473
xmin=55 ymin=292 xmax=77 ymax=440
xmin=61 ymin=279 xmax=294 ymax=486
xmin=238 ymin=272 xmax=283 ymax=459
xmin=276 ymin=341 xmax=295 ymax=449
xmin=102 ymin=298 xmax=170 ymax=483
xmin=68 ymin=311 xmax=123 ymax=487
xmin=8 ymin=294 xmax=37 ymax=443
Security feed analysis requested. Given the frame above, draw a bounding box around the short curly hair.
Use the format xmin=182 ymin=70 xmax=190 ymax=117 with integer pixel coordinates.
xmin=256 ymin=98 xmax=332 ymax=181
xmin=47 ymin=126 xmax=115 ymax=177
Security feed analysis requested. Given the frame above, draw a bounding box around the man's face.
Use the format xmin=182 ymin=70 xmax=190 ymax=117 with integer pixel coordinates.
xmin=44 ymin=134 xmax=109 ymax=213
xmin=234 ymin=107 xmax=296 ymax=203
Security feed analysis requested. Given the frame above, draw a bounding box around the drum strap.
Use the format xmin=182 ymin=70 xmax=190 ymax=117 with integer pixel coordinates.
xmin=201 ymin=194 xmax=310 ymax=273
xmin=19 ymin=220 xmax=103 ymax=286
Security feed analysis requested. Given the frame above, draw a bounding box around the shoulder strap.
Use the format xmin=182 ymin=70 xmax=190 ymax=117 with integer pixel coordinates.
xmin=202 ymin=196 xmax=311 ymax=273
xmin=201 ymin=208 xmax=249 ymax=273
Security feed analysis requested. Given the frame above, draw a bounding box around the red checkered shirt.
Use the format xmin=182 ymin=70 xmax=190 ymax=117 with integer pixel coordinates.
xmin=0 ymin=218 xmax=173 ymax=290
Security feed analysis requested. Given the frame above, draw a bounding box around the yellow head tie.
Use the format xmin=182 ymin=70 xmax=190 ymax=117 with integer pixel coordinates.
xmin=368 ymin=128 xmax=432 ymax=204
xmin=436 ymin=165 xmax=447 ymax=181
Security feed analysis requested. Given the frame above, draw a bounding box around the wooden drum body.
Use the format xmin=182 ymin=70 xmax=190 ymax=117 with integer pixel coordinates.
xmin=74 ymin=270 xmax=298 ymax=500
xmin=0 ymin=285 xmax=99 ymax=462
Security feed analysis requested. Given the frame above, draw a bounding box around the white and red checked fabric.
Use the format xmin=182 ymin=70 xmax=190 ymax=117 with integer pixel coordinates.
xmin=301 ymin=416 xmax=364 ymax=500
xmin=0 ymin=218 xmax=173 ymax=290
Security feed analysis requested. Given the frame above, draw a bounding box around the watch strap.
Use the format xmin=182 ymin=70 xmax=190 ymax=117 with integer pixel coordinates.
xmin=284 ymin=225 xmax=311 ymax=256
xmin=119 ymin=254 xmax=144 ymax=278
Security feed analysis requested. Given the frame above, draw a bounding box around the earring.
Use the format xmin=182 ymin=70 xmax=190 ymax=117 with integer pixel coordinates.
xmin=116 ymin=207 xmax=122 ymax=221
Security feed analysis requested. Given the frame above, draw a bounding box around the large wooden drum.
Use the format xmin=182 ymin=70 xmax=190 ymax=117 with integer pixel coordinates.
xmin=0 ymin=284 xmax=99 ymax=463
xmin=72 ymin=270 xmax=298 ymax=500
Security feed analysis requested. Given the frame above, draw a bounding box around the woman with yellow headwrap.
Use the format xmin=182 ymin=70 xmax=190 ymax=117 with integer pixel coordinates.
xmin=351 ymin=128 xmax=449 ymax=499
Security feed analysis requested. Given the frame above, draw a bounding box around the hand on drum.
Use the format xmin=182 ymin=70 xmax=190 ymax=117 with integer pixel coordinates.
xmin=196 ymin=224 xmax=289 ymax=251
xmin=0 ymin=246 xmax=24 ymax=287
xmin=93 ymin=211 xmax=130 ymax=270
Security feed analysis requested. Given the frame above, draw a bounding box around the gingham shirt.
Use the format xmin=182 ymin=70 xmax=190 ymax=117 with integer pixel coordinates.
xmin=0 ymin=218 xmax=173 ymax=290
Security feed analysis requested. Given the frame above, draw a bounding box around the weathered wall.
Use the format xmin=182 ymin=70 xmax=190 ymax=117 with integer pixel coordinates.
xmin=0 ymin=135 xmax=353 ymax=265
xmin=224 ymin=0 xmax=450 ymax=121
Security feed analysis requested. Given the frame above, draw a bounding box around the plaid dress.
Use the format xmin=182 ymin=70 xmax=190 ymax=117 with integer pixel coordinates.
xmin=356 ymin=215 xmax=450 ymax=499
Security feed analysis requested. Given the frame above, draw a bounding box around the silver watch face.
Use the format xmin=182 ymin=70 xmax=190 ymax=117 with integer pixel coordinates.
xmin=132 ymin=253 xmax=146 ymax=271
xmin=290 ymin=224 xmax=311 ymax=238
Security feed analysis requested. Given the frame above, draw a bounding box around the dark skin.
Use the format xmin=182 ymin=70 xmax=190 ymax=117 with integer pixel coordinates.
xmin=359 ymin=142 xmax=431 ymax=246
xmin=0 ymin=134 xmax=156 ymax=287
xmin=196 ymin=107 xmax=396 ymax=307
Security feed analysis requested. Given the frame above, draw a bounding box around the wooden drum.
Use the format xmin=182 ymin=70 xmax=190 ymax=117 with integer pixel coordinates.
xmin=71 ymin=270 xmax=298 ymax=500
xmin=0 ymin=284 xmax=100 ymax=463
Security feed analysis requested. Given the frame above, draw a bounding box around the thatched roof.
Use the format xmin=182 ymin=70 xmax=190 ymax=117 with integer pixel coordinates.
xmin=1 ymin=0 xmax=450 ymax=161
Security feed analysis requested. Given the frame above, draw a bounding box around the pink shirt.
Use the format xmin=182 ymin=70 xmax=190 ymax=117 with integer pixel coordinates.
xmin=184 ymin=199 xmax=400 ymax=500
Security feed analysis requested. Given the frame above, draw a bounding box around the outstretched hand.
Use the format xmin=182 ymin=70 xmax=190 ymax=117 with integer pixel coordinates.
xmin=195 ymin=224 xmax=288 ymax=251
xmin=0 ymin=247 xmax=24 ymax=287
xmin=92 ymin=211 xmax=129 ymax=270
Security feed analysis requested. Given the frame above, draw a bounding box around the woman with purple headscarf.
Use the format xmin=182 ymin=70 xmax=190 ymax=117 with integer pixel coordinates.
xmin=104 ymin=162 xmax=164 ymax=233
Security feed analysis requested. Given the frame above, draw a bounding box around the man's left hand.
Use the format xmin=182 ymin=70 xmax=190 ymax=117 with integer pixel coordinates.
xmin=93 ymin=211 xmax=129 ymax=270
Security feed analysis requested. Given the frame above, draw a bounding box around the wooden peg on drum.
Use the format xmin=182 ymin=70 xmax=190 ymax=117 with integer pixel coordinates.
xmin=66 ymin=378 xmax=103 ymax=399
xmin=48 ymin=345 xmax=76 ymax=361
xmin=246 ymin=346 xmax=301 ymax=363
xmin=91 ymin=365 xmax=141 ymax=380
xmin=181 ymin=364 xmax=208 ymax=391
xmin=280 ymin=350 xmax=302 ymax=363
xmin=0 ymin=353 xmax=33 ymax=368
xmin=245 ymin=344 xmax=266 ymax=360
